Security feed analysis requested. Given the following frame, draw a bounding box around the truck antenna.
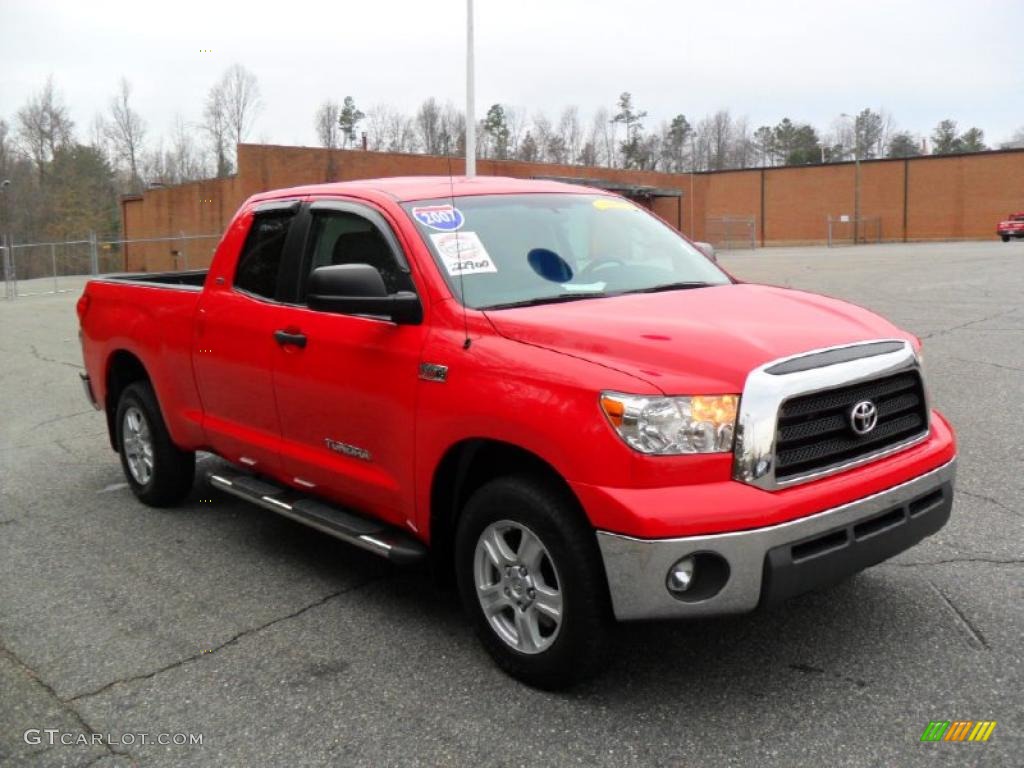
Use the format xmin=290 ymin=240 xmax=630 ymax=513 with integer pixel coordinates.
xmin=446 ymin=143 xmax=471 ymax=350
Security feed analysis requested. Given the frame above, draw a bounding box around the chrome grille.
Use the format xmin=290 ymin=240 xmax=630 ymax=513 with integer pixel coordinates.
xmin=774 ymin=371 xmax=928 ymax=481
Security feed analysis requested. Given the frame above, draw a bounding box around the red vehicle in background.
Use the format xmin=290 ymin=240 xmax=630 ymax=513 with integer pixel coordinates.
xmin=997 ymin=212 xmax=1024 ymax=241
xmin=77 ymin=177 xmax=957 ymax=688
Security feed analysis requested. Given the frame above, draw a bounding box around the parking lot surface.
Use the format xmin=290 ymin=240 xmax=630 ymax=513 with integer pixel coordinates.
xmin=1 ymin=241 xmax=1021 ymax=766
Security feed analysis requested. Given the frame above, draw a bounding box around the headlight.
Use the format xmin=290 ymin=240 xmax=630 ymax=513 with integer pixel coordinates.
xmin=599 ymin=392 xmax=739 ymax=455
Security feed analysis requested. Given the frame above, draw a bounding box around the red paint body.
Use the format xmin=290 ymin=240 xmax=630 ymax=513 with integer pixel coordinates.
xmin=78 ymin=177 xmax=956 ymax=542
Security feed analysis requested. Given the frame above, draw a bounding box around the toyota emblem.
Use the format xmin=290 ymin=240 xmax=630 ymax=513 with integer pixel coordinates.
xmin=849 ymin=400 xmax=879 ymax=436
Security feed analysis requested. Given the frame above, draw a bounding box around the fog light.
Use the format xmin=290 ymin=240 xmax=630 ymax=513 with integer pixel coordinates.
xmin=667 ymin=556 xmax=695 ymax=593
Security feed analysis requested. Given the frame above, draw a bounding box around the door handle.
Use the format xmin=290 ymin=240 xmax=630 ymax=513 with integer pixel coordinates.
xmin=274 ymin=329 xmax=307 ymax=348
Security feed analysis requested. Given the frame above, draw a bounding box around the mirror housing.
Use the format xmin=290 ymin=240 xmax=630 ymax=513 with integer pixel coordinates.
xmin=694 ymin=241 xmax=717 ymax=262
xmin=307 ymin=264 xmax=422 ymax=324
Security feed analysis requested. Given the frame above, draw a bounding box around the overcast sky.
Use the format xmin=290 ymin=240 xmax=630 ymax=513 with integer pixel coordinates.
xmin=3 ymin=0 xmax=1022 ymax=149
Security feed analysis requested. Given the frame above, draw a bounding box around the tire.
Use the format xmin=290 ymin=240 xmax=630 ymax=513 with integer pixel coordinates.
xmin=1001 ymin=235 xmax=1010 ymax=242
xmin=115 ymin=381 xmax=195 ymax=507
xmin=455 ymin=475 xmax=614 ymax=689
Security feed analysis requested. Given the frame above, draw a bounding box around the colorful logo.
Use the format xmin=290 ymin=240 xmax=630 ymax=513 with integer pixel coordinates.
xmin=412 ymin=205 xmax=464 ymax=232
xmin=920 ymin=720 xmax=997 ymax=742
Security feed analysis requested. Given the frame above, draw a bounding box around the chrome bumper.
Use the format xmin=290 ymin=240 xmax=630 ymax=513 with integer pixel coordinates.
xmin=597 ymin=458 xmax=956 ymax=620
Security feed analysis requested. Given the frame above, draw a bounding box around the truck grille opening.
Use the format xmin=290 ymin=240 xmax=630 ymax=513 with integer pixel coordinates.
xmin=774 ymin=371 xmax=928 ymax=482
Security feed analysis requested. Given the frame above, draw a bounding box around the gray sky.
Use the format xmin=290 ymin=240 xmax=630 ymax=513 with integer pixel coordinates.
xmin=3 ymin=0 xmax=1022 ymax=149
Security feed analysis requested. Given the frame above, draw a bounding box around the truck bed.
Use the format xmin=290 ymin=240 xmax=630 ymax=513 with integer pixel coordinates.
xmin=97 ymin=269 xmax=208 ymax=289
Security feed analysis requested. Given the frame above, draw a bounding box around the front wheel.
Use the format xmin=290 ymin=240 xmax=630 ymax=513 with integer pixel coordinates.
xmin=1001 ymin=235 xmax=1010 ymax=242
xmin=116 ymin=381 xmax=195 ymax=507
xmin=455 ymin=475 xmax=613 ymax=689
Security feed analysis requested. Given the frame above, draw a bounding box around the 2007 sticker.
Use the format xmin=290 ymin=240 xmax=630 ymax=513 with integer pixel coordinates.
xmin=429 ymin=232 xmax=497 ymax=276
xmin=412 ymin=204 xmax=465 ymax=231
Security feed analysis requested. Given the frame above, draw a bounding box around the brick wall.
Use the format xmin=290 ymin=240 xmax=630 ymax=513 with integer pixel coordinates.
xmin=122 ymin=144 xmax=1024 ymax=270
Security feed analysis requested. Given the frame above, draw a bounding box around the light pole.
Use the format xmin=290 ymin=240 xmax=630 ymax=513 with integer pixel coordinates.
xmin=465 ymin=0 xmax=476 ymax=177
xmin=840 ymin=113 xmax=861 ymax=244
xmin=1 ymin=179 xmax=11 ymax=299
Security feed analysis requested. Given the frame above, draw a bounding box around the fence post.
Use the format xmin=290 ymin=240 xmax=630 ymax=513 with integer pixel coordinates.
xmin=51 ymin=243 xmax=58 ymax=294
xmin=89 ymin=231 xmax=99 ymax=275
xmin=1 ymin=234 xmax=8 ymax=300
xmin=179 ymin=230 xmax=188 ymax=270
xmin=827 ymin=216 xmax=833 ymax=248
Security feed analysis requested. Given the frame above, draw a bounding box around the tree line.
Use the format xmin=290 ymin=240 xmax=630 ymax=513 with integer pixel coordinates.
xmin=2 ymin=68 xmax=1021 ymax=244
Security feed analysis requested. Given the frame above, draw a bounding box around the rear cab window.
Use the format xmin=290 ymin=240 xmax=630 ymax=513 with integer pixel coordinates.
xmin=233 ymin=209 xmax=297 ymax=300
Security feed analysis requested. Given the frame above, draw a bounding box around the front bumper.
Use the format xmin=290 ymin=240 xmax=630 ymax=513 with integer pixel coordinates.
xmin=597 ymin=457 xmax=955 ymax=620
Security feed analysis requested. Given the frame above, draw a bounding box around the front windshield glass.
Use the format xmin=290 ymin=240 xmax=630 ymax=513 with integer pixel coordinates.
xmin=402 ymin=193 xmax=730 ymax=309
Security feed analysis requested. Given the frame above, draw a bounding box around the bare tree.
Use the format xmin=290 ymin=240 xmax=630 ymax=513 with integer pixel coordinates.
xmin=592 ymin=107 xmax=615 ymax=168
xmin=416 ymin=98 xmax=443 ymax=155
xmin=16 ymin=76 xmax=74 ymax=181
xmin=106 ymin=78 xmax=147 ymax=190
xmin=314 ymin=100 xmax=341 ymax=149
xmin=203 ymin=80 xmax=232 ymax=177
xmin=386 ymin=111 xmax=418 ymax=153
xmin=168 ymin=115 xmax=208 ymax=181
xmin=221 ymin=64 xmax=262 ymax=148
xmin=531 ymin=112 xmax=555 ymax=163
xmin=557 ymin=107 xmax=583 ymax=165
xmin=504 ymin=105 xmax=526 ymax=159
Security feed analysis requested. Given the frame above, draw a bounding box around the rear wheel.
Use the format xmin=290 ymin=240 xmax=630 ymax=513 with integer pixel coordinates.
xmin=116 ymin=382 xmax=195 ymax=507
xmin=455 ymin=475 xmax=613 ymax=689
xmin=1001 ymin=235 xmax=1010 ymax=242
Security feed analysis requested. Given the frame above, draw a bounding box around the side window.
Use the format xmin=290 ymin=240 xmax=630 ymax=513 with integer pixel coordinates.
xmin=234 ymin=211 xmax=294 ymax=299
xmin=301 ymin=211 xmax=411 ymax=300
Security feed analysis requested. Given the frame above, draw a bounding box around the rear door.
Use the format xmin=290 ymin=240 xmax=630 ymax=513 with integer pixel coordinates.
xmin=193 ymin=201 xmax=302 ymax=474
xmin=270 ymin=200 xmax=428 ymax=528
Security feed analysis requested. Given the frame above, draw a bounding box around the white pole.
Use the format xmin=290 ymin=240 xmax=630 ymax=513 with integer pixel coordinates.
xmin=465 ymin=0 xmax=476 ymax=177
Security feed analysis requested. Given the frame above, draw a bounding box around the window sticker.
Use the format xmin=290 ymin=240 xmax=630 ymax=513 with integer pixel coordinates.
xmin=412 ymin=204 xmax=465 ymax=231
xmin=592 ymin=198 xmax=637 ymax=211
xmin=429 ymin=232 xmax=497 ymax=276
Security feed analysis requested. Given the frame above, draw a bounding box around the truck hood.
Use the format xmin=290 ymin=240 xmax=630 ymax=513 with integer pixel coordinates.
xmin=483 ymin=283 xmax=912 ymax=394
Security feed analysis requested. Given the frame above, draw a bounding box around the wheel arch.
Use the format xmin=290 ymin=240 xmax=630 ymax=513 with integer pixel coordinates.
xmin=104 ymin=349 xmax=152 ymax=450
xmin=429 ymin=438 xmax=588 ymax=587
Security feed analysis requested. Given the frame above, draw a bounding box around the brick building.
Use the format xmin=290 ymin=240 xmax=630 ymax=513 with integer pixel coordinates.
xmin=121 ymin=143 xmax=1024 ymax=271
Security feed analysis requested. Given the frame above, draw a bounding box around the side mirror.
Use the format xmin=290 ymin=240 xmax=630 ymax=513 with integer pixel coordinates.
xmin=307 ymin=264 xmax=422 ymax=324
xmin=694 ymin=241 xmax=717 ymax=262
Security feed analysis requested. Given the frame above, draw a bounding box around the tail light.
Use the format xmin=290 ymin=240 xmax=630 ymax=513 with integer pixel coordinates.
xmin=76 ymin=292 xmax=91 ymax=322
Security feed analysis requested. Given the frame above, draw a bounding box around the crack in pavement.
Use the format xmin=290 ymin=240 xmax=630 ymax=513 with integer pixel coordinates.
xmin=882 ymin=557 xmax=1024 ymax=568
xmin=957 ymin=488 xmax=1023 ymax=519
xmin=68 ymin=578 xmax=379 ymax=703
xmin=920 ymin=306 xmax=1021 ymax=340
xmin=788 ymin=662 xmax=868 ymax=689
xmin=28 ymin=343 xmax=84 ymax=370
xmin=927 ymin=581 xmax=990 ymax=651
xmin=0 ymin=644 xmax=134 ymax=763
xmin=30 ymin=411 xmax=94 ymax=430
xmin=952 ymin=357 xmax=1024 ymax=374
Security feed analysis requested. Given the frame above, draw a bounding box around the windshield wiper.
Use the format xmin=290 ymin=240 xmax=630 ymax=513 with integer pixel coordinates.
xmin=482 ymin=292 xmax=607 ymax=310
xmin=621 ymin=281 xmax=714 ymax=295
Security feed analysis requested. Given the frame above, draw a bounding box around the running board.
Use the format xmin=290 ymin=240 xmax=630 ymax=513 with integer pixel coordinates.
xmin=207 ymin=472 xmax=427 ymax=565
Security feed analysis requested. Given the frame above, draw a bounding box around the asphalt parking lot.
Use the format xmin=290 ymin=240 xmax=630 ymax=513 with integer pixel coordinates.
xmin=1 ymin=240 xmax=1021 ymax=767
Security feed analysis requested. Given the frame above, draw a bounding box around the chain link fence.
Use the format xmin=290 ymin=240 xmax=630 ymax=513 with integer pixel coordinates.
xmin=826 ymin=216 xmax=882 ymax=247
xmin=2 ymin=232 xmax=221 ymax=299
xmin=705 ymin=216 xmax=757 ymax=250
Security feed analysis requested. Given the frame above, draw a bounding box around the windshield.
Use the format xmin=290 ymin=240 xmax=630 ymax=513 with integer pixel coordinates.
xmin=402 ymin=193 xmax=730 ymax=309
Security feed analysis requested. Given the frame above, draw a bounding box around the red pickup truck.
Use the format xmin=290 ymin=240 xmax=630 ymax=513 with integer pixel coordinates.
xmin=997 ymin=212 xmax=1024 ymax=241
xmin=78 ymin=177 xmax=957 ymax=688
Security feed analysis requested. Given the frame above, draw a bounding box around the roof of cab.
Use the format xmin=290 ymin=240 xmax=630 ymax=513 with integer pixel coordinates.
xmin=247 ymin=175 xmax=609 ymax=205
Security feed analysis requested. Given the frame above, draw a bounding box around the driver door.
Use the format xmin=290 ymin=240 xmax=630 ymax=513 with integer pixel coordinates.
xmin=271 ymin=201 xmax=427 ymax=528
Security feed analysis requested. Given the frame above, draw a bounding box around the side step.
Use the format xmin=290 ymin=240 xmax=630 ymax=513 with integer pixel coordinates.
xmin=207 ymin=472 xmax=428 ymax=565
